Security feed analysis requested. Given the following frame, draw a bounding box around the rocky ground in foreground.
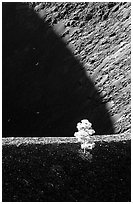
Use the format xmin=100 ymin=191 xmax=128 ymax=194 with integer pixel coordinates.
xmin=3 ymin=2 xmax=131 ymax=136
xmin=3 ymin=140 xmax=131 ymax=202
xmin=2 ymin=132 xmax=131 ymax=146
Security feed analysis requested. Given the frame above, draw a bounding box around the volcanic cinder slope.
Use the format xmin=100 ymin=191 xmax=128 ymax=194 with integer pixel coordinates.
xmin=2 ymin=2 xmax=131 ymax=137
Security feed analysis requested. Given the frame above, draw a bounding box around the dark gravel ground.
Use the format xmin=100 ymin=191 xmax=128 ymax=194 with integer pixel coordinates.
xmin=2 ymin=139 xmax=131 ymax=202
xmin=2 ymin=2 xmax=131 ymax=136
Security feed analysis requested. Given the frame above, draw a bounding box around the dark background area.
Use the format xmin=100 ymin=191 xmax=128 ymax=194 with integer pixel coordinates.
xmin=2 ymin=2 xmax=114 ymax=137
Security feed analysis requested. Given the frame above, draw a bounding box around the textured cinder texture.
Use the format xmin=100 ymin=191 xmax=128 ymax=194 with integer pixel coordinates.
xmin=2 ymin=2 xmax=130 ymax=136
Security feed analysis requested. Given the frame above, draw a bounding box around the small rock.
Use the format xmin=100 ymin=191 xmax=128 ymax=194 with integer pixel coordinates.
xmin=123 ymin=9 xmax=130 ymax=20
xmin=101 ymin=91 xmax=107 ymax=97
xmin=111 ymin=4 xmax=119 ymax=12
xmin=102 ymin=11 xmax=109 ymax=21
xmin=111 ymin=113 xmax=122 ymax=123
xmin=79 ymin=22 xmax=84 ymax=28
xmin=109 ymin=32 xmax=116 ymax=37
xmin=106 ymin=101 xmax=114 ymax=109
xmin=70 ymin=20 xmax=76 ymax=26
xmin=108 ymin=2 xmax=116 ymax=9
xmin=72 ymin=16 xmax=79 ymax=20
xmin=85 ymin=13 xmax=93 ymax=21
xmin=35 ymin=62 xmax=39 ymax=66
xmin=34 ymin=3 xmax=44 ymax=12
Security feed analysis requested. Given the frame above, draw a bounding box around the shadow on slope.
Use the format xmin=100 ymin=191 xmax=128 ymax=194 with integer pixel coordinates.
xmin=2 ymin=3 xmax=114 ymax=136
